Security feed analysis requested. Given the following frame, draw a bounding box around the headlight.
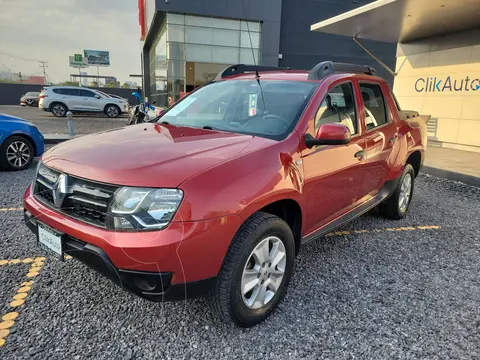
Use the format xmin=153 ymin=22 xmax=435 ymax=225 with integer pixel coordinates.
xmin=110 ymin=187 xmax=183 ymax=231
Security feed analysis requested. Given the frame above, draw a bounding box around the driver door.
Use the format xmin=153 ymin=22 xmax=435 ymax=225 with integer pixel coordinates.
xmin=302 ymin=81 xmax=367 ymax=235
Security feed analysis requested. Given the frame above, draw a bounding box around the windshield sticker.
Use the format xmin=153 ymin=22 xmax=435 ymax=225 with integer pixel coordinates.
xmin=248 ymin=94 xmax=257 ymax=116
xmin=166 ymin=97 xmax=198 ymax=116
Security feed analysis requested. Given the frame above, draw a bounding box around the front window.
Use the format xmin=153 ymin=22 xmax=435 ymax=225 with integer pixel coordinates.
xmin=159 ymin=80 xmax=317 ymax=140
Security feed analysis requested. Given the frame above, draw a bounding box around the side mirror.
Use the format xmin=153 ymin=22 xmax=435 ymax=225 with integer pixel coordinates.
xmin=305 ymin=123 xmax=351 ymax=149
xmin=94 ymin=95 xmax=101 ymax=99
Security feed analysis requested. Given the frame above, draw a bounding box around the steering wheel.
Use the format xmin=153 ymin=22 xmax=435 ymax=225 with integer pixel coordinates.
xmin=261 ymin=113 xmax=290 ymax=127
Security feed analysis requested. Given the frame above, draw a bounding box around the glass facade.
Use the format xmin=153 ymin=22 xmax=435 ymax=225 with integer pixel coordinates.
xmin=149 ymin=22 xmax=167 ymax=107
xmin=149 ymin=13 xmax=262 ymax=107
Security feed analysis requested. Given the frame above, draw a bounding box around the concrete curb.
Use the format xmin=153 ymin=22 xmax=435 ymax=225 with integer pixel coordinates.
xmin=44 ymin=137 xmax=72 ymax=145
xmin=44 ymin=134 xmax=81 ymax=144
xmin=420 ymin=166 xmax=480 ymax=188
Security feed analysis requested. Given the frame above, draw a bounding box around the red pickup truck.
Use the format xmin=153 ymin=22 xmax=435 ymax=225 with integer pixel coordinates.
xmin=24 ymin=62 xmax=427 ymax=327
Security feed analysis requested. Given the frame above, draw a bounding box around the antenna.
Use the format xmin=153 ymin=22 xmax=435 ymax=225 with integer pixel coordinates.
xmin=240 ymin=0 xmax=268 ymax=115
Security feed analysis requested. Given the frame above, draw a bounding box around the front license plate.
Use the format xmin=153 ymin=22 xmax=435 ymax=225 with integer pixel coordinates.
xmin=37 ymin=223 xmax=64 ymax=261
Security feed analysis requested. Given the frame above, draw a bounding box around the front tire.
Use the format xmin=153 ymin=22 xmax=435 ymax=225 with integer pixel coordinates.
xmin=105 ymin=105 xmax=120 ymax=118
xmin=0 ymin=136 xmax=34 ymax=171
xmin=208 ymin=212 xmax=295 ymax=327
xmin=379 ymin=164 xmax=415 ymax=219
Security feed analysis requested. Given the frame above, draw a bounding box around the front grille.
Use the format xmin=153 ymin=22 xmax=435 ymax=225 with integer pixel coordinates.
xmin=33 ymin=166 xmax=118 ymax=228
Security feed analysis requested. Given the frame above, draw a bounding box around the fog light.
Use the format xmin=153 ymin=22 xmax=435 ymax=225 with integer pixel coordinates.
xmin=113 ymin=217 xmax=134 ymax=230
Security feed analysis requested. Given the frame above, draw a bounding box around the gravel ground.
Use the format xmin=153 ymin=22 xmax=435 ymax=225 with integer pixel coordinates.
xmin=1 ymin=166 xmax=480 ymax=359
xmin=0 ymin=105 xmax=127 ymax=135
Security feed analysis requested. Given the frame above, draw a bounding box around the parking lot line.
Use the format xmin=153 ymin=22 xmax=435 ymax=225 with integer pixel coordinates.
xmin=0 ymin=208 xmax=23 ymax=212
xmin=325 ymin=225 xmax=440 ymax=237
xmin=0 ymin=224 xmax=441 ymax=348
xmin=0 ymin=258 xmax=46 ymax=347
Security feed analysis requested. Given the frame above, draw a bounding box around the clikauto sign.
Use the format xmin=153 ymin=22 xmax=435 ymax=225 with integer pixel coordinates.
xmin=415 ymin=76 xmax=480 ymax=92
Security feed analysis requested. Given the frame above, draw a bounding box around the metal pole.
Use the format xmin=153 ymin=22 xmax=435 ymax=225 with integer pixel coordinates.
xmin=66 ymin=111 xmax=75 ymax=136
xmin=97 ymin=66 xmax=100 ymax=86
xmin=353 ymin=36 xmax=397 ymax=77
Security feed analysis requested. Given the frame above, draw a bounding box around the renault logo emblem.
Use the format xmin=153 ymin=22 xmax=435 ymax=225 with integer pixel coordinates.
xmin=52 ymin=174 xmax=68 ymax=207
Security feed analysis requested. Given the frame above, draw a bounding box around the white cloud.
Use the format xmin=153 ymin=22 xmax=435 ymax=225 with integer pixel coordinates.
xmin=0 ymin=0 xmax=142 ymax=83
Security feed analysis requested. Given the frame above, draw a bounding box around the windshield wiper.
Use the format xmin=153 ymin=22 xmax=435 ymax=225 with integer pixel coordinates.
xmin=161 ymin=121 xmax=169 ymax=124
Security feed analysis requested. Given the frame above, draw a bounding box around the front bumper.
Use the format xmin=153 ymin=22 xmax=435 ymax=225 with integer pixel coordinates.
xmin=25 ymin=210 xmax=216 ymax=301
xmin=24 ymin=185 xmax=243 ymax=301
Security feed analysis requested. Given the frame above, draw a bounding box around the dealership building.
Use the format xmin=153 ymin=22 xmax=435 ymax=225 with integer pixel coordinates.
xmin=139 ymin=0 xmax=480 ymax=153
xmin=138 ymin=0 xmax=396 ymax=105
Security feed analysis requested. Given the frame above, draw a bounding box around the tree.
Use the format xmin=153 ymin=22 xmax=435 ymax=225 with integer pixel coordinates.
xmin=90 ymin=81 xmax=98 ymax=87
xmin=121 ymin=82 xmax=131 ymax=89
xmin=60 ymin=81 xmax=79 ymax=86
xmin=104 ymin=81 xmax=121 ymax=88
xmin=0 ymin=78 xmax=16 ymax=84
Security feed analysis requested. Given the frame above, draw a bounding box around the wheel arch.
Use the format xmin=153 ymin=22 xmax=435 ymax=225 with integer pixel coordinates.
xmin=49 ymin=101 xmax=68 ymax=112
xmin=104 ymin=103 xmax=121 ymax=112
xmin=406 ymin=150 xmax=422 ymax=177
xmin=2 ymin=133 xmax=36 ymax=155
xmin=236 ymin=195 xmax=303 ymax=256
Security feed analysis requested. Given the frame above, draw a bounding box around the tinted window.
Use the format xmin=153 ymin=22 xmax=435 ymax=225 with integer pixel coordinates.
xmin=79 ymin=89 xmax=95 ymax=97
xmin=53 ymin=88 xmax=79 ymax=96
xmin=64 ymin=89 xmax=79 ymax=96
xmin=360 ymin=83 xmax=388 ymax=130
xmin=315 ymin=82 xmax=357 ymax=135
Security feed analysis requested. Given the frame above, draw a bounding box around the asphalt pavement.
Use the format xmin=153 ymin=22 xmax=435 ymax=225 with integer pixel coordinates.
xmin=0 ymin=165 xmax=479 ymax=359
xmin=0 ymin=105 xmax=128 ymax=135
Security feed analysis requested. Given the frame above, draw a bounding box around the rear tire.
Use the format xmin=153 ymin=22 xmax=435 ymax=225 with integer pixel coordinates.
xmin=51 ymin=103 xmax=67 ymax=117
xmin=0 ymin=136 xmax=34 ymax=171
xmin=379 ymin=164 xmax=415 ymax=219
xmin=207 ymin=212 xmax=295 ymax=327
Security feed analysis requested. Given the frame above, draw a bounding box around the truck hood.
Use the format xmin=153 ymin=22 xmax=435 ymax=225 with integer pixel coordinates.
xmin=42 ymin=123 xmax=256 ymax=187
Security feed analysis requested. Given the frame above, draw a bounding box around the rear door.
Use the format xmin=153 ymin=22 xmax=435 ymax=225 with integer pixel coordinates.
xmin=359 ymin=81 xmax=398 ymax=196
xmin=302 ymin=81 xmax=367 ymax=234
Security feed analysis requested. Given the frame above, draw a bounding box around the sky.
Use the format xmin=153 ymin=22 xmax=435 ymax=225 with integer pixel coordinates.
xmin=0 ymin=0 xmax=142 ymax=84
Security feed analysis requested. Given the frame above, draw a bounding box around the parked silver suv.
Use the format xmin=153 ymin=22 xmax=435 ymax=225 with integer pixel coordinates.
xmin=39 ymin=86 xmax=128 ymax=118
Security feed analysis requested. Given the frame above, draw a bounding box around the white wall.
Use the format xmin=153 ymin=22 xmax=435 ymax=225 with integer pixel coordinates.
xmin=393 ymin=28 xmax=480 ymax=152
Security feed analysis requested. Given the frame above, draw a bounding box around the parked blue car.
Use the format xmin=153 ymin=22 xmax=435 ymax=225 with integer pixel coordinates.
xmin=0 ymin=113 xmax=45 ymax=171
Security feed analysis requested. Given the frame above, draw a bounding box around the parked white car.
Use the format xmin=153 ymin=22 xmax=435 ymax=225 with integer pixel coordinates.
xmin=38 ymin=86 xmax=128 ymax=118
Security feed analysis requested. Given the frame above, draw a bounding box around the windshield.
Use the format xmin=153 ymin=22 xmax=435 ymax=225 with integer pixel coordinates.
xmin=159 ymin=80 xmax=317 ymax=140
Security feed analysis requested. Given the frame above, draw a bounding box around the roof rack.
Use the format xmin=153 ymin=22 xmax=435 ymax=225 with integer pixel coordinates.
xmin=215 ymin=64 xmax=291 ymax=80
xmin=307 ymin=61 xmax=376 ymax=81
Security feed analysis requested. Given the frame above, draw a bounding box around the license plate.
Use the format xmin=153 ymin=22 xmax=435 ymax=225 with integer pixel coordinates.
xmin=37 ymin=223 xmax=64 ymax=261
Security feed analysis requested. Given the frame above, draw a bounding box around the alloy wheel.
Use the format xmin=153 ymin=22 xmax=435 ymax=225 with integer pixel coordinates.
xmin=6 ymin=141 xmax=31 ymax=168
xmin=107 ymin=106 xmax=119 ymax=118
xmin=52 ymin=105 xmax=66 ymax=117
xmin=241 ymin=236 xmax=286 ymax=310
xmin=399 ymin=173 xmax=412 ymax=213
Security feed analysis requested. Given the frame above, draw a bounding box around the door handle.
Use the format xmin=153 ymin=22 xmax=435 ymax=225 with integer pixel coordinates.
xmin=389 ymin=134 xmax=398 ymax=145
xmin=354 ymin=150 xmax=364 ymax=159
